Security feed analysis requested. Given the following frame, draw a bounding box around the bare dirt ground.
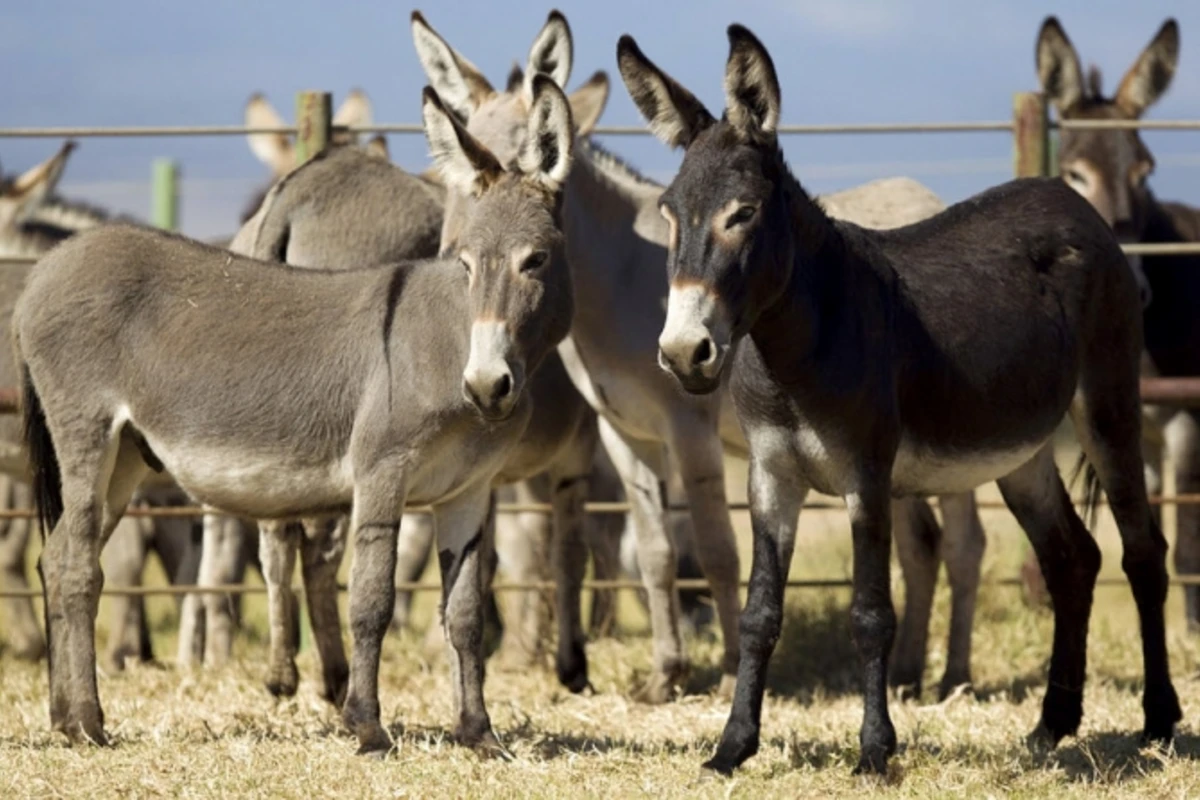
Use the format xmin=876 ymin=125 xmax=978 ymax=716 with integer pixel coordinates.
xmin=2 ymin=444 xmax=1199 ymax=798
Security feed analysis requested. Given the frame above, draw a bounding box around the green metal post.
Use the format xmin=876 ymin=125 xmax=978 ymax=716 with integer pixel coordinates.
xmin=294 ymin=91 xmax=333 ymax=166
xmin=151 ymin=159 xmax=179 ymax=231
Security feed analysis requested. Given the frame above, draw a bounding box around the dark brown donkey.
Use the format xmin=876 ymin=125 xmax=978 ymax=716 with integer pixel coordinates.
xmin=1023 ymin=17 xmax=1200 ymax=626
xmin=618 ymin=24 xmax=1180 ymax=775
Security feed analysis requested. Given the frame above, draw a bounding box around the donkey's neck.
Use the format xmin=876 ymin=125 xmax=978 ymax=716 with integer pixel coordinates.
xmin=748 ymin=169 xmax=859 ymax=375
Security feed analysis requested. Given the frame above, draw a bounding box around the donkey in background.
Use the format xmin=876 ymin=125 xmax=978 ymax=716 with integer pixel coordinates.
xmin=414 ymin=8 xmax=994 ymax=706
xmin=619 ymin=22 xmax=1178 ymax=775
xmin=1022 ymin=17 xmax=1200 ymax=625
xmin=17 ymin=77 xmax=580 ymax=757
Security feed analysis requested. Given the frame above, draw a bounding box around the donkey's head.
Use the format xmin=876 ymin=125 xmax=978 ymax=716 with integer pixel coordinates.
xmin=1037 ymin=17 xmax=1179 ymax=305
xmin=423 ymin=75 xmax=576 ymax=421
xmin=0 ymin=141 xmax=76 ymax=231
xmin=410 ymin=9 xmax=609 ymax=252
xmin=619 ymin=26 xmax=793 ymax=394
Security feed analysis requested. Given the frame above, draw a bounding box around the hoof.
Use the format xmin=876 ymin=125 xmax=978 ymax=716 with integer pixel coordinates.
xmin=58 ymin=716 xmax=109 ymax=748
xmin=852 ymin=749 xmax=891 ymax=776
xmin=631 ymin=662 xmax=687 ymax=705
xmin=472 ymin=731 xmax=514 ymax=762
xmin=265 ymin=673 xmax=300 ymax=699
xmin=1143 ymin=683 xmax=1182 ymax=745
xmin=715 ymin=673 xmax=736 ymax=701
xmin=356 ymin=743 xmax=391 ymax=760
xmin=354 ymin=733 xmax=393 ymax=759
xmin=892 ymin=682 xmax=922 ymax=703
xmin=937 ymin=678 xmax=973 ymax=703
xmin=556 ymin=642 xmax=590 ymax=695
xmin=700 ymin=757 xmax=735 ymax=778
xmin=1025 ymin=722 xmax=1060 ymax=755
xmin=11 ymin=639 xmax=47 ymax=662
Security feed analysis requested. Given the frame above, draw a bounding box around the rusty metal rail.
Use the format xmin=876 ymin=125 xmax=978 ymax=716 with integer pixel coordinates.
xmin=3 ymin=574 xmax=1200 ymax=600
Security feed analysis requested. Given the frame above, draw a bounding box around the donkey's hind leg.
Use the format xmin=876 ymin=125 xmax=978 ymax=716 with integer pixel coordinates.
xmin=996 ymin=445 xmax=1100 ymax=746
xmin=889 ymin=497 xmax=940 ymax=699
xmin=0 ymin=477 xmax=44 ymax=661
xmin=937 ymin=492 xmax=984 ymax=699
xmin=391 ymin=512 xmax=435 ymax=632
xmin=1072 ymin=392 xmax=1181 ymax=743
xmin=259 ymin=520 xmax=301 ymax=698
xmin=42 ymin=423 xmax=149 ymax=745
xmin=301 ymin=516 xmax=349 ymax=706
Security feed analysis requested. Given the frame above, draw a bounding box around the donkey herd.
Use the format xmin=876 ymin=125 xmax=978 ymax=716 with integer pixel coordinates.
xmin=1 ymin=10 xmax=1198 ymax=778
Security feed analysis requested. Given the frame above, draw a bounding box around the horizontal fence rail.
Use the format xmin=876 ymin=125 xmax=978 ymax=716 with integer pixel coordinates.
xmin=4 ymin=117 xmax=1200 ymax=139
xmin=4 ymin=574 xmax=1200 ymax=600
xmin=0 ymin=494 xmax=1197 ymax=521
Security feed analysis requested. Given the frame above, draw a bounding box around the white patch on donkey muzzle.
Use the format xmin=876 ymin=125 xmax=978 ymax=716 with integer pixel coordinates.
xmin=658 ymin=282 xmax=730 ymax=392
xmin=462 ymin=320 xmax=523 ymax=420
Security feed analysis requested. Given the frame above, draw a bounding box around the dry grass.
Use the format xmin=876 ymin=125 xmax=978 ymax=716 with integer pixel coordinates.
xmin=3 ymin=446 xmax=1200 ymax=798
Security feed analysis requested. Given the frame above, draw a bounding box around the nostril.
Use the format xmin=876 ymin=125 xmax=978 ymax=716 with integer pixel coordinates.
xmin=691 ymin=338 xmax=713 ymax=367
xmin=493 ymin=373 xmax=512 ymax=401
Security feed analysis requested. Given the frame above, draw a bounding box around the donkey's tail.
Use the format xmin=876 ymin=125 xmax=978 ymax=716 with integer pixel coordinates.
xmin=21 ymin=363 xmax=63 ymax=538
xmin=1067 ymin=452 xmax=1102 ymax=531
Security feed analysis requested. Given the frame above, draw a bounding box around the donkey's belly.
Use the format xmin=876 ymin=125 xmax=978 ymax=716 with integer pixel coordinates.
xmin=890 ymin=438 xmax=1045 ymax=496
xmin=150 ymin=443 xmax=354 ymax=519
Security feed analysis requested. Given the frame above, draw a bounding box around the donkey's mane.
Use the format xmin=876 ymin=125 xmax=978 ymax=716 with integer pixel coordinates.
xmin=578 ymin=138 xmax=663 ymax=192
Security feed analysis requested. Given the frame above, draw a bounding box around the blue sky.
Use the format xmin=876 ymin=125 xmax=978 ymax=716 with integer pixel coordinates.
xmin=3 ymin=1 xmax=1198 ymax=238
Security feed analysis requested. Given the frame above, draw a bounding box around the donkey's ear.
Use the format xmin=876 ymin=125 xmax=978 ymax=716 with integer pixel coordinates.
xmin=506 ymin=61 xmax=525 ymax=93
xmin=617 ymin=35 xmax=714 ymax=149
xmin=518 ymin=74 xmax=574 ymax=191
xmin=568 ymin=71 xmax=609 ymax=136
xmin=1036 ymin=17 xmax=1086 ymax=113
xmin=0 ymin=140 xmax=76 ymax=226
xmin=724 ymin=25 xmax=781 ymax=138
xmin=523 ymin=9 xmax=573 ymax=102
xmin=1115 ymin=19 xmax=1180 ymax=117
xmin=245 ymin=93 xmax=295 ymax=176
xmin=422 ymin=86 xmax=503 ymax=195
xmin=364 ymin=134 xmax=390 ymax=161
xmin=411 ymin=10 xmax=495 ymax=122
xmin=333 ymin=88 xmax=373 ymax=144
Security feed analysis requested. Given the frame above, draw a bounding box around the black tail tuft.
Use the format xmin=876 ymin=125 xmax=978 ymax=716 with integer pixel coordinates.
xmin=21 ymin=364 xmax=62 ymax=538
xmin=1067 ymin=452 xmax=1102 ymax=530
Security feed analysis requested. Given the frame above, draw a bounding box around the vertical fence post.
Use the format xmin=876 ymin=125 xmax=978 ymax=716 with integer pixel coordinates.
xmin=292 ymin=91 xmax=331 ymax=656
xmin=294 ymin=91 xmax=332 ymax=166
xmin=151 ymin=158 xmax=179 ymax=231
xmin=1012 ymin=91 xmax=1050 ymax=178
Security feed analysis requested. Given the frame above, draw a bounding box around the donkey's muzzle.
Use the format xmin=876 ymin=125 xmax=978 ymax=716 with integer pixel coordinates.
xmin=463 ymin=368 xmax=519 ymax=421
xmin=657 ymin=335 xmax=726 ymax=395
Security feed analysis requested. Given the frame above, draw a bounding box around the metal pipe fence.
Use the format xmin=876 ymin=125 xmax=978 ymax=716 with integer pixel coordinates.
xmin=3 ymin=94 xmax=1200 ymax=603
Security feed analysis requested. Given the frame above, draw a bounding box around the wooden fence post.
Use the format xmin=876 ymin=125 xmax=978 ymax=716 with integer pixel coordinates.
xmin=151 ymin=158 xmax=179 ymax=230
xmin=1012 ymin=91 xmax=1050 ymax=178
xmin=294 ymin=90 xmax=333 ymax=166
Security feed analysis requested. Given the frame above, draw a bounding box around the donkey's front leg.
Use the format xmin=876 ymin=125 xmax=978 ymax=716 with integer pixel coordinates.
xmin=598 ymin=416 xmax=685 ymax=703
xmin=847 ymin=483 xmax=899 ymax=775
xmin=434 ymin=485 xmax=506 ymax=756
xmin=670 ymin=422 xmax=741 ymax=698
xmin=549 ymin=467 xmax=593 ymax=693
xmin=259 ymin=520 xmax=301 ymax=699
xmin=343 ymin=479 xmax=405 ymax=757
xmin=704 ymin=446 xmax=807 ymax=776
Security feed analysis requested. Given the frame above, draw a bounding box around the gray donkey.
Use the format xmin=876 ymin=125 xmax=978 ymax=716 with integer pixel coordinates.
xmin=618 ymin=23 xmax=1178 ymax=775
xmin=229 ymin=126 xmax=606 ymax=699
xmin=0 ymin=142 xmax=200 ymax=671
xmin=17 ymin=77 xmax=578 ymax=757
xmin=412 ymin=9 xmax=991 ymax=704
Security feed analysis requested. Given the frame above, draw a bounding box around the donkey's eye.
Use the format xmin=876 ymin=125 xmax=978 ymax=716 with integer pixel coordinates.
xmin=1065 ymin=168 xmax=1088 ymax=187
xmin=458 ymin=256 xmax=473 ymax=275
xmin=726 ymin=205 xmax=758 ymax=229
xmin=521 ymin=251 xmax=549 ymax=272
